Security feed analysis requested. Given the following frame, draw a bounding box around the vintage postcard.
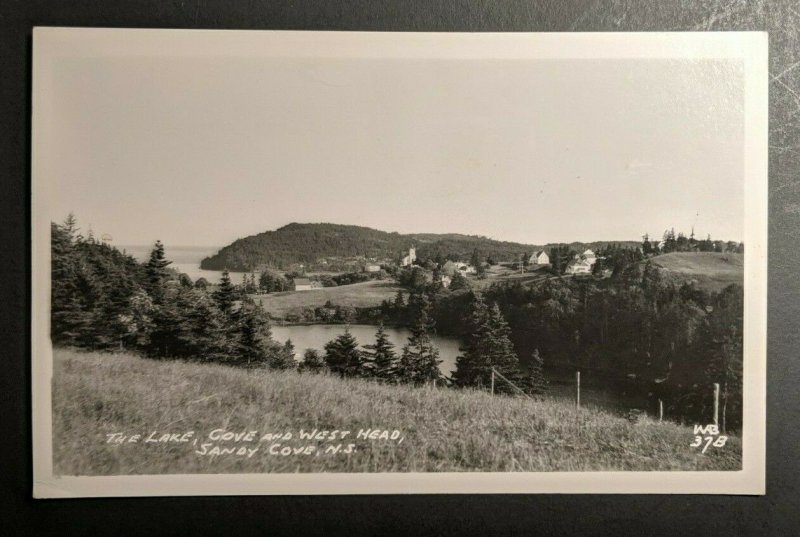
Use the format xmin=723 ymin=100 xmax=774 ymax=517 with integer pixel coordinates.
xmin=31 ymin=28 xmax=767 ymax=497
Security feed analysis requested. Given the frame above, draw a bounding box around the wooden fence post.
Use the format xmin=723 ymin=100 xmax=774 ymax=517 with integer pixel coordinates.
xmin=491 ymin=369 xmax=495 ymax=396
xmin=712 ymin=383 xmax=720 ymax=427
xmin=659 ymin=399 xmax=664 ymax=422
xmin=575 ymin=370 xmax=581 ymax=410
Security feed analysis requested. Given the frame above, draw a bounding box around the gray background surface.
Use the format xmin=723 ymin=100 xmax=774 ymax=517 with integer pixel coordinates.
xmin=1 ymin=1 xmax=797 ymax=535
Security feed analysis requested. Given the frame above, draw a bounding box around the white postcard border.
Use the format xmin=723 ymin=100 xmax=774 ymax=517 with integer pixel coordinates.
xmin=31 ymin=28 xmax=768 ymax=497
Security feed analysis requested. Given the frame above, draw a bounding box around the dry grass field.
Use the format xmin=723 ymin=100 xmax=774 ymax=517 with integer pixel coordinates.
xmin=651 ymin=252 xmax=743 ymax=292
xmin=253 ymin=280 xmax=402 ymax=318
xmin=52 ymin=349 xmax=741 ymax=476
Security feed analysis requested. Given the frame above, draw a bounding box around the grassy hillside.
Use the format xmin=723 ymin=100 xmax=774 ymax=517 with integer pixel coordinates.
xmin=52 ymin=349 xmax=740 ymax=476
xmin=254 ymin=280 xmax=401 ymax=318
xmin=650 ymin=252 xmax=743 ymax=292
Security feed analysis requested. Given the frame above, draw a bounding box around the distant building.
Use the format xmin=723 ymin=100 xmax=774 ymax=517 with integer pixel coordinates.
xmin=455 ymin=262 xmax=476 ymax=275
xmin=293 ymin=278 xmax=314 ymax=291
xmin=401 ymin=247 xmax=417 ymax=267
xmin=364 ymin=264 xmax=381 ymax=273
xmin=565 ymin=249 xmax=598 ymax=275
xmin=528 ymin=250 xmax=550 ymax=266
xmin=565 ymin=259 xmax=593 ymax=275
xmin=437 ymin=275 xmax=452 ymax=289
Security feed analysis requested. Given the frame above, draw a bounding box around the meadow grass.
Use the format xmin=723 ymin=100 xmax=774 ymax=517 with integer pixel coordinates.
xmin=253 ymin=280 xmax=402 ymax=318
xmin=651 ymin=252 xmax=743 ymax=292
xmin=52 ymin=348 xmax=741 ymax=476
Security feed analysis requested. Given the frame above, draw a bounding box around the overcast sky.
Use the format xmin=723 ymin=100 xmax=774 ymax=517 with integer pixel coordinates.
xmin=44 ymin=55 xmax=744 ymax=247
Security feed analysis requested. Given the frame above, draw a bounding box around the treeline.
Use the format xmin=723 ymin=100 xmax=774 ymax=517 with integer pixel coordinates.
xmin=200 ymin=221 xmax=639 ymax=271
xmin=313 ymin=290 xmax=547 ymax=395
xmin=52 ymin=215 xmax=293 ymax=369
xmin=235 ymin=268 xmax=391 ymax=296
xmin=482 ymin=265 xmax=743 ymax=429
xmin=379 ymin=260 xmax=743 ymax=429
xmin=313 ymin=295 xmax=442 ymax=385
xmin=642 ymin=229 xmax=744 ymax=255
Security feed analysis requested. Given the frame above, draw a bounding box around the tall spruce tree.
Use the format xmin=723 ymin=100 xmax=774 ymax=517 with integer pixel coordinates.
xmin=231 ymin=300 xmax=275 ymax=367
xmin=453 ymin=294 xmax=522 ymax=393
xmin=270 ymin=339 xmax=297 ymax=370
xmin=171 ymin=288 xmax=228 ymax=360
xmin=452 ymin=292 xmax=492 ymax=388
xmin=363 ymin=324 xmax=397 ymax=381
xmin=213 ymin=269 xmax=237 ymax=315
xmin=398 ymin=296 xmax=441 ymax=384
xmin=145 ymin=240 xmax=172 ymax=303
xmin=323 ymin=329 xmax=363 ymax=377
xmin=486 ymin=303 xmax=521 ymax=388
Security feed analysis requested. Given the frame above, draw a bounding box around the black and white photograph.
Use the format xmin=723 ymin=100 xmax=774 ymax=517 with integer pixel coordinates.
xmin=31 ymin=28 xmax=767 ymax=496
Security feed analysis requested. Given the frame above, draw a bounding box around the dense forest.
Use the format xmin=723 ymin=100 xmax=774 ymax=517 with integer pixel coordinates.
xmin=199 ymin=222 xmax=639 ymax=271
xmin=372 ymin=256 xmax=744 ymax=430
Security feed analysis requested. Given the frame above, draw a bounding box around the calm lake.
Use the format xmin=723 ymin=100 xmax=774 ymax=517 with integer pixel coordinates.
xmin=271 ymin=324 xmax=462 ymax=376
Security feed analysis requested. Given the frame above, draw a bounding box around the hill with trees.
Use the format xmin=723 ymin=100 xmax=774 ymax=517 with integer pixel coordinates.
xmin=199 ymin=222 xmax=640 ymax=271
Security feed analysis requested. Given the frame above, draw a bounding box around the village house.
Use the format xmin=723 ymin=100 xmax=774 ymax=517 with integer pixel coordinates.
xmin=400 ymin=247 xmax=416 ymax=267
xmin=364 ymin=264 xmax=381 ymax=273
xmin=455 ymin=262 xmax=476 ymax=274
xmin=565 ymin=258 xmax=593 ymax=275
xmin=565 ymin=249 xmax=598 ymax=275
xmin=528 ymin=250 xmax=550 ymax=266
xmin=292 ymin=278 xmax=314 ymax=291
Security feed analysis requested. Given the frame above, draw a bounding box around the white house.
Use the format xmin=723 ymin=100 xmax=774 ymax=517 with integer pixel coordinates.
xmin=364 ymin=264 xmax=381 ymax=273
xmin=582 ymin=249 xmax=597 ymax=263
xmin=529 ymin=250 xmax=550 ymax=266
xmin=565 ymin=259 xmax=593 ymax=275
xmin=437 ymin=275 xmax=452 ymax=289
xmin=401 ymin=247 xmax=417 ymax=267
xmin=293 ymin=278 xmax=314 ymax=291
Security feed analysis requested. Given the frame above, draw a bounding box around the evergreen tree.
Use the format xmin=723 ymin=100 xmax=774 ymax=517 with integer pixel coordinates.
xmin=470 ymin=248 xmax=481 ymax=269
xmin=485 ymin=303 xmax=522 ymax=388
xmin=271 ymin=339 xmax=297 ymax=370
xmin=448 ymin=271 xmax=470 ymax=291
xmin=398 ymin=297 xmax=441 ymax=384
xmin=452 ymin=294 xmax=521 ymax=393
xmin=452 ymin=292 xmax=492 ymax=388
xmin=521 ymin=349 xmax=548 ymax=396
xmin=213 ymin=269 xmax=237 ymax=315
xmin=642 ymin=233 xmax=653 ymax=256
xmin=299 ymin=348 xmax=326 ymax=373
xmin=362 ymin=324 xmax=397 ymax=380
xmin=174 ymin=289 xmax=228 ymax=361
xmin=230 ymin=300 xmax=275 ymax=367
xmin=144 ymin=240 xmax=172 ymax=303
xmin=324 ymin=329 xmax=363 ymax=377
